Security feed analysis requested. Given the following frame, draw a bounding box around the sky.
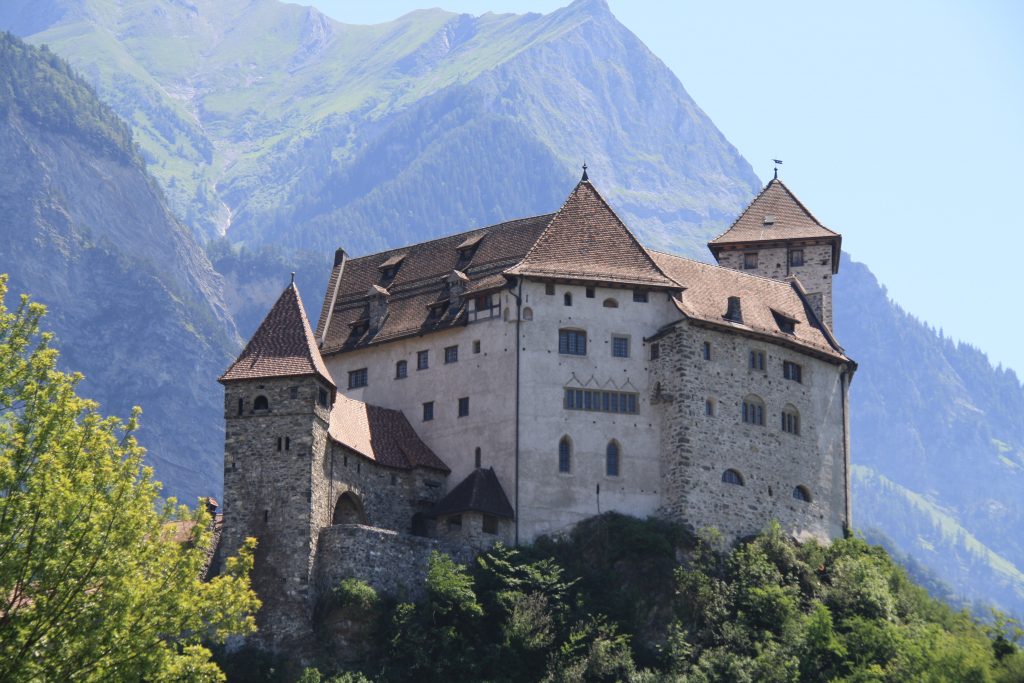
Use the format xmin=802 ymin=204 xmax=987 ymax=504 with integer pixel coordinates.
xmin=310 ymin=0 xmax=1024 ymax=378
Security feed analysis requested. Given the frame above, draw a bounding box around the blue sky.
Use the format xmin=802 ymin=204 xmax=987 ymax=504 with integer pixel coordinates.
xmin=311 ymin=0 xmax=1024 ymax=378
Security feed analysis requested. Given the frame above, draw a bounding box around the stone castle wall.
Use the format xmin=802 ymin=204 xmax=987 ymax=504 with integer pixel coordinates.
xmin=650 ymin=320 xmax=849 ymax=543
xmin=716 ymin=243 xmax=834 ymax=329
xmin=316 ymin=524 xmax=473 ymax=602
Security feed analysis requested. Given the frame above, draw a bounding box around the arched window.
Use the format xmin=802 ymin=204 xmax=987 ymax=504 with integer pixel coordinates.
xmin=395 ymin=360 xmax=408 ymax=379
xmin=781 ymin=405 xmax=800 ymax=435
xmin=558 ymin=437 xmax=571 ymax=473
xmin=475 ymin=447 xmax=482 ymax=469
xmin=522 ymin=306 xmax=533 ymax=321
xmin=606 ymin=441 xmax=620 ymax=477
xmin=602 ymin=298 xmax=618 ymax=308
xmin=564 ymin=292 xmax=573 ymax=306
xmin=793 ymin=485 xmax=812 ymax=502
xmin=332 ymin=491 xmax=367 ymax=525
xmin=253 ymin=395 xmax=269 ymax=411
xmin=722 ymin=469 xmax=744 ymax=486
xmin=741 ymin=395 xmax=765 ymax=426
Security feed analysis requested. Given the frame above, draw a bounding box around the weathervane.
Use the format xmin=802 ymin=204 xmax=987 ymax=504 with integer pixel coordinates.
xmin=772 ymin=159 xmax=783 ymax=180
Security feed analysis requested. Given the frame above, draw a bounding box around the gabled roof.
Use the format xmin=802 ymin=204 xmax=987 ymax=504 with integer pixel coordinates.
xmin=506 ymin=181 xmax=677 ymax=288
xmin=220 ymin=283 xmax=335 ymax=387
xmin=649 ymin=251 xmax=848 ymax=361
xmin=328 ymin=394 xmax=449 ymax=472
xmin=708 ymin=179 xmax=840 ymax=263
xmin=317 ymin=214 xmax=552 ymax=355
xmin=428 ymin=467 xmax=515 ymax=520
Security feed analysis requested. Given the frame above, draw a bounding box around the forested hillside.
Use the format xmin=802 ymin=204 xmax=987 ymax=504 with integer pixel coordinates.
xmin=0 ymin=32 xmax=239 ymax=504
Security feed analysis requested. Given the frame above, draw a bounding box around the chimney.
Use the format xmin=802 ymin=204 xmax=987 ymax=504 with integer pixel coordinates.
xmin=448 ymin=270 xmax=469 ymax=307
xmin=334 ymin=248 xmax=347 ymax=267
xmin=367 ymin=285 xmax=389 ymax=331
xmin=724 ymin=296 xmax=743 ymax=323
xmin=319 ymin=247 xmax=347 ymax=347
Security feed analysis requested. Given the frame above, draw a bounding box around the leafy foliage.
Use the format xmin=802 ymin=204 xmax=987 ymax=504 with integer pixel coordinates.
xmin=0 ymin=275 xmax=259 ymax=681
xmin=302 ymin=515 xmax=1023 ymax=682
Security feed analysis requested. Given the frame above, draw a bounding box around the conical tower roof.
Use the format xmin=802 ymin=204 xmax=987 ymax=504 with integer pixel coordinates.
xmin=708 ymin=179 xmax=841 ymax=265
xmin=219 ymin=282 xmax=335 ymax=388
xmin=506 ymin=180 xmax=676 ymax=288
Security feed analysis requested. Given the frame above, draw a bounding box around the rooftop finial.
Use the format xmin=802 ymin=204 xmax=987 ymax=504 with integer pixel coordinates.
xmin=290 ymin=272 xmax=296 ymax=285
xmin=772 ymin=159 xmax=783 ymax=180
xmin=581 ymin=162 xmax=589 ymax=182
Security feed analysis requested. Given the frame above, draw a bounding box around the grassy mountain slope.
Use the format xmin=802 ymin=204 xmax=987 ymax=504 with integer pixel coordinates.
xmin=0 ymin=32 xmax=239 ymax=504
xmin=837 ymin=254 xmax=1024 ymax=616
xmin=1 ymin=0 xmax=760 ymax=253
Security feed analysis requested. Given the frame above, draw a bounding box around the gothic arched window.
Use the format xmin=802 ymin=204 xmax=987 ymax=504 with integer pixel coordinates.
xmin=558 ymin=437 xmax=571 ymax=473
xmin=606 ymin=441 xmax=620 ymax=477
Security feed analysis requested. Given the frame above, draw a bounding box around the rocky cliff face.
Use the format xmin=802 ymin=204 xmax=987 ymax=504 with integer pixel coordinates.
xmin=0 ymin=34 xmax=239 ymax=503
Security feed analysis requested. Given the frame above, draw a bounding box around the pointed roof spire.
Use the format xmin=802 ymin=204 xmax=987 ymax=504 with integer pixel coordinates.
xmin=219 ymin=282 xmax=335 ymax=387
xmin=581 ymin=162 xmax=589 ymax=182
xmin=708 ymin=178 xmax=842 ymax=273
xmin=506 ymin=180 xmax=676 ymax=288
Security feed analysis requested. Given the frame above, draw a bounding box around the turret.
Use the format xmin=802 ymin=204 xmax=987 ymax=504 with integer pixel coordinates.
xmin=708 ymin=179 xmax=841 ymax=331
xmin=218 ymin=280 xmax=336 ymax=647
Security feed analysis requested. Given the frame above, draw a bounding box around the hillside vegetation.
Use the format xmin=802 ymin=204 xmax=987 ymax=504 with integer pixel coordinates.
xmin=225 ymin=515 xmax=1024 ymax=682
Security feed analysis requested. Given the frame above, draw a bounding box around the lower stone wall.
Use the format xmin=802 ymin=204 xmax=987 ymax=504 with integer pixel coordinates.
xmin=316 ymin=524 xmax=473 ymax=602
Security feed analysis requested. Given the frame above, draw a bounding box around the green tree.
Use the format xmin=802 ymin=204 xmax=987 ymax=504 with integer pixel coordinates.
xmin=0 ymin=275 xmax=259 ymax=681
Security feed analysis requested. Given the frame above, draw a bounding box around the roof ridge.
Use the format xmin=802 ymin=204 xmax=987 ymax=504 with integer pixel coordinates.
xmin=343 ymin=212 xmax=557 ymax=264
xmin=647 ymin=248 xmax=804 ymax=289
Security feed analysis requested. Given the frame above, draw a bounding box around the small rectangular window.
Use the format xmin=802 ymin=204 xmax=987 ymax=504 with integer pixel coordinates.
xmin=447 ymin=514 xmax=462 ymax=529
xmin=482 ymin=514 xmax=498 ymax=534
xmin=783 ymin=361 xmax=803 ymax=383
xmin=586 ymin=287 xmax=595 ymax=298
xmin=473 ymin=340 xmax=481 ymax=354
xmin=290 ymin=386 xmax=299 ymax=399
xmin=318 ymin=388 xmax=329 ymax=407
xmin=650 ymin=343 xmax=659 ymax=360
xmin=444 ymin=345 xmax=458 ymax=364
xmin=458 ymin=397 xmax=469 ymax=417
xmin=743 ymin=253 xmax=759 ymax=269
xmin=237 ymin=398 xmax=244 ymax=416
xmin=705 ymin=399 xmax=715 ymax=416
xmin=611 ymin=335 xmax=630 ymax=358
xmin=348 ymin=368 xmax=368 ymax=389
xmin=395 ymin=360 xmax=408 ymax=379
xmin=790 ymin=249 xmax=804 ymax=267
xmin=632 ymin=289 xmax=648 ymax=303
xmin=749 ymin=350 xmax=765 ymax=371
xmin=422 ymin=401 xmax=434 ymax=421
xmin=558 ymin=329 xmax=587 ymax=355
xmin=782 ymin=411 xmax=800 ymax=435
xmin=702 ymin=341 xmax=712 ymax=360
xmin=417 ymin=350 xmax=429 ymax=370
xmin=545 ymin=283 xmax=555 ymax=295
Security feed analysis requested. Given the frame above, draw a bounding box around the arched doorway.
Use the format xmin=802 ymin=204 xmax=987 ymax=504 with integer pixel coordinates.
xmin=332 ymin=491 xmax=367 ymax=525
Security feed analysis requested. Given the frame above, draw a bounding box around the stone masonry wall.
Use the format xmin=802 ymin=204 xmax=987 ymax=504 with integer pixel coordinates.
xmin=316 ymin=524 xmax=473 ymax=603
xmin=220 ymin=376 xmax=332 ymax=647
xmin=650 ymin=320 xmax=849 ymax=543
xmin=716 ymin=243 xmax=835 ymax=330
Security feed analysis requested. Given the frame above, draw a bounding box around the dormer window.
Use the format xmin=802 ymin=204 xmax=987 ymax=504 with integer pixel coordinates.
xmin=427 ymin=302 xmax=448 ymax=320
xmin=349 ymin=320 xmax=368 ymax=338
xmin=771 ymin=310 xmax=798 ymax=335
xmin=377 ymin=253 xmax=406 ymax=285
xmin=455 ymin=232 xmax=485 ymax=267
xmin=763 ymin=214 xmax=776 ymax=227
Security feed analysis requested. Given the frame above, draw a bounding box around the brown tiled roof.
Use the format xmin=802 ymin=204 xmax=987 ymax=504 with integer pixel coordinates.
xmin=328 ymin=394 xmax=449 ymax=472
xmin=649 ymin=251 xmax=848 ymax=361
xmin=221 ymin=284 xmax=335 ymax=387
xmin=506 ymin=181 xmax=677 ymax=288
xmin=318 ymin=214 xmax=553 ymax=355
xmin=428 ymin=467 xmax=514 ymax=519
xmin=708 ymin=180 xmax=841 ymax=266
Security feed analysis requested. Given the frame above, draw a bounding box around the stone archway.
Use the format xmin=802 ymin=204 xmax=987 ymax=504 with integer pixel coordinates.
xmin=332 ymin=491 xmax=367 ymax=525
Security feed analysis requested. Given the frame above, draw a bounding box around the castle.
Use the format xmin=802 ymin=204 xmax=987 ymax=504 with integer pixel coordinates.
xmin=217 ymin=173 xmax=855 ymax=647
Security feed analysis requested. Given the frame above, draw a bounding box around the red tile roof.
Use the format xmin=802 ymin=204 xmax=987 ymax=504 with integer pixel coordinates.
xmin=649 ymin=250 xmax=848 ymax=361
xmin=506 ymin=181 xmax=677 ymax=288
xmin=428 ymin=467 xmax=514 ymax=519
xmin=328 ymin=394 xmax=449 ymax=472
xmin=708 ymin=180 xmax=841 ymax=266
xmin=317 ymin=214 xmax=552 ymax=355
xmin=220 ymin=283 xmax=335 ymax=387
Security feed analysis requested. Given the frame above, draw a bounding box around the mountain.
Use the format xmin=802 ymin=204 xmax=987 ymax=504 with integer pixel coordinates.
xmin=835 ymin=255 xmax=1024 ymax=616
xmin=0 ymin=0 xmax=760 ymax=256
xmin=4 ymin=0 xmax=1023 ymax=619
xmin=0 ymin=32 xmax=239 ymax=504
